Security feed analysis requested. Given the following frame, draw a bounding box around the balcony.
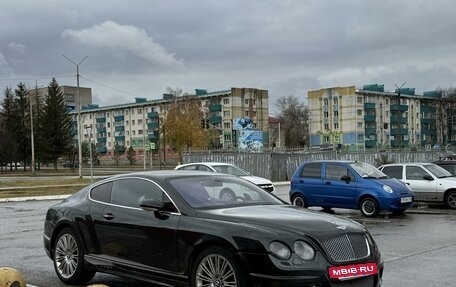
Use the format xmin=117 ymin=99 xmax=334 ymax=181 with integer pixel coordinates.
xmin=114 ymin=115 xmax=124 ymax=122
xmin=364 ymin=115 xmax=376 ymax=122
xmin=115 ymin=135 xmax=125 ymax=141
xmin=148 ymin=111 xmax=159 ymax=118
xmin=421 ymin=128 xmax=435 ymax=135
xmin=365 ymin=127 xmax=376 ymax=135
xmin=209 ymin=116 xmax=222 ymax=124
xmin=364 ymin=103 xmax=376 ymax=109
xmin=115 ymin=126 xmax=125 ymax=132
xmin=390 ymin=140 xmax=409 ymax=147
xmin=390 ymin=104 xmax=408 ymax=111
xmin=96 ymin=146 xmax=107 ymax=153
xmin=390 ymin=128 xmax=408 ymax=135
xmin=97 ymin=127 xmax=106 ymax=133
xmin=365 ymin=139 xmax=377 ymax=147
xmin=148 ymin=132 xmax=158 ymax=140
xmin=421 ymin=118 xmax=435 ymax=124
xmin=96 ymin=117 xmax=106 ymax=123
xmin=97 ymin=137 xmax=107 ymax=143
xmin=420 ymin=106 xmax=436 ymax=113
xmin=147 ymin=122 xmax=158 ymax=130
xmin=390 ymin=116 xmax=407 ymax=123
xmin=209 ymin=104 xmax=222 ymax=112
xmin=114 ymin=146 xmax=125 ymax=153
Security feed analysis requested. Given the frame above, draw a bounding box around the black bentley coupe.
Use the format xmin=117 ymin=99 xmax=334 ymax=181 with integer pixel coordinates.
xmin=43 ymin=170 xmax=383 ymax=287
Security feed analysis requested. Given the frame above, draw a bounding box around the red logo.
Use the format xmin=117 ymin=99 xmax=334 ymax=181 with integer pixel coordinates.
xmin=328 ymin=263 xmax=378 ymax=280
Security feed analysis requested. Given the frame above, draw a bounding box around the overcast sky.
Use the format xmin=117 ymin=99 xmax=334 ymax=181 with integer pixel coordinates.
xmin=1 ymin=0 xmax=456 ymax=114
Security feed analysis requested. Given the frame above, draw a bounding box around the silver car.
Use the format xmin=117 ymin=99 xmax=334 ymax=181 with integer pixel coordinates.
xmin=378 ymin=162 xmax=456 ymax=209
xmin=174 ymin=162 xmax=275 ymax=195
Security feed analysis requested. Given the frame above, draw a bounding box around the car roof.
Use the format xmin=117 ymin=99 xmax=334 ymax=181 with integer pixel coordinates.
xmin=380 ymin=162 xmax=437 ymax=166
xmin=104 ymin=170 xmax=234 ymax=181
xmin=177 ymin=162 xmax=235 ymax=167
xmin=302 ymin=160 xmax=356 ymax=164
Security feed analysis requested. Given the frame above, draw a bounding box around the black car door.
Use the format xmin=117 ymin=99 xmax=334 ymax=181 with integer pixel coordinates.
xmin=99 ymin=177 xmax=180 ymax=272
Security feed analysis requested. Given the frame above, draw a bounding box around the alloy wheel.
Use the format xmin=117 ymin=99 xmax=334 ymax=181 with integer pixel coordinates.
xmin=54 ymin=233 xmax=79 ymax=279
xmin=196 ymin=254 xmax=237 ymax=287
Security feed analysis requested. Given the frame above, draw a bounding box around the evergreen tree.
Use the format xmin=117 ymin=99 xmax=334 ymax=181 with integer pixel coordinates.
xmin=14 ymin=82 xmax=30 ymax=171
xmin=126 ymin=146 xmax=136 ymax=166
xmin=0 ymin=87 xmax=19 ymax=170
xmin=40 ymin=78 xmax=73 ymax=169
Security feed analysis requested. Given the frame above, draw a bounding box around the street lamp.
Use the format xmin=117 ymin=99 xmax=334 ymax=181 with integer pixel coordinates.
xmin=84 ymin=124 xmax=93 ymax=183
xmin=395 ymin=81 xmax=407 ymax=149
xmin=63 ymin=55 xmax=88 ymax=179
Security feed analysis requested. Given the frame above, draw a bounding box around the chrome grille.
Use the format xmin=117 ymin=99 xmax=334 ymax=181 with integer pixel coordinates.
xmin=323 ymin=234 xmax=370 ymax=263
xmin=258 ymin=184 xmax=274 ymax=192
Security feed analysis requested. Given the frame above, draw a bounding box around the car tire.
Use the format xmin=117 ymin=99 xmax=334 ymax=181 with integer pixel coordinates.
xmin=219 ymin=188 xmax=236 ymax=201
xmin=292 ymin=194 xmax=308 ymax=208
xmin=445 ymin=191 xmax=456 ymax=209
xmin=191 ymin=246 xmax=245 ymax=287
xmin=53 ymin=228 xmax=95 ymax=284
xmin=360 ymin=197 xmax=379 ymax=217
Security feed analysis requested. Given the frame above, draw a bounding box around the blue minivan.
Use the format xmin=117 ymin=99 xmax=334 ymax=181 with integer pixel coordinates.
xmin=289 ymin=160 xmax=414 ymax=217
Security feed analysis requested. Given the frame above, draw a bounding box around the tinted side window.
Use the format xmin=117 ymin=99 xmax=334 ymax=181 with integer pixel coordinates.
xmin=198 ymin=165 xmax=212 ymax=172
xmin=382 ymin=166 xmax=403 ymax=179
xmin=111 ymin=178 xmax=177 ymax=212
xmin=90 ymin=182 xmax=113 ymax=203
xmin=180 ymin=165 xmax=197 ymax=170
xmin=406 ymin=166 xmax=429 ymax=180
xmin=300 ymin=163 xmax=322 ymax=178
xmin=325 ymin=164 xmax=352 ymax=180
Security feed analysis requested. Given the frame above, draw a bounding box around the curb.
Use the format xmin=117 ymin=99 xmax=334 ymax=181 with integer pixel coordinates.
xmin=0 ymin=194 xmax=70 ymax=203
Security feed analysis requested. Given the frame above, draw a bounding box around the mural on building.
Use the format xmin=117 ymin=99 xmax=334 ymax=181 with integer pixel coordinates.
xmin=233 ymin=118 xmax=263 ymax=150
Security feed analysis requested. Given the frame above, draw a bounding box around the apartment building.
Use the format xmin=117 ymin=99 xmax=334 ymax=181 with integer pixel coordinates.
xmin=73 ymin=87 xmax=270 ymax=158
xmin=308 ymin=84 xmax=453 ymax=151
xmin=30 ymin=85 xmax=92 ymax=111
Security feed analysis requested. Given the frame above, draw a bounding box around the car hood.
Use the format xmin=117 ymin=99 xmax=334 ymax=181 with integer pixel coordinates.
xmin=373 ymin=178 xmax=412 ymax=193
xmin=197 ymin=205 xmax=365 ymax=238
xmin=240 ymin=175 xmax=272 ymax=185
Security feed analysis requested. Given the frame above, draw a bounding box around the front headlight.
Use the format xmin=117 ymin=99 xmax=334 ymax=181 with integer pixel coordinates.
xmin=294 ymin=240 xmax=315 ymax=261
xmin=383 ymin=185 xmax=393 ymax=193
xmin=269 ymin=241 xmax=291 ymax=260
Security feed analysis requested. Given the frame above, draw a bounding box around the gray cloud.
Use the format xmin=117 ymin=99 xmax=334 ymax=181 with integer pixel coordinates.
xmin=0 ymin=0 xmax=456 ymax=111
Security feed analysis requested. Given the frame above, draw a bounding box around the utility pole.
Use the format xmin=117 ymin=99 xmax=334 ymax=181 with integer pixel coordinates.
xmin=63 ymin=55 xmax=88 ymax=179
xmin=85 ymin=124 xmax=93 ymax=183
xmin=30 ymin=90 xmax=36 ymax=176
xmin=395 ymin=82 xmax=407 ymax=149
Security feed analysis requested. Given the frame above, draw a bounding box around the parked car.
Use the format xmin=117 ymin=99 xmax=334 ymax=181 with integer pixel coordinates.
xmin=174 ymin=162 xmax=275 ymax=193
xmin=378 ymin=162 xmax=456 ymax=209
xmin=432 ymin=155 xmax=456 ymax=175
xmin=44 ymin=170 xmax=383 ymax=286
xmin=290 ymin=160 xmax=414 ymax=217
xmin=63 ymin=161 xmax=78 ymax=168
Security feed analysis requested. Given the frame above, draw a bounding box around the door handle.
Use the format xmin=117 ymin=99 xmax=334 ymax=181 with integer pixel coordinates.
xmin=325 ymin=181 xmax=331 ymax=185
xmin=103 ymin=213 xmax=115 ymax=220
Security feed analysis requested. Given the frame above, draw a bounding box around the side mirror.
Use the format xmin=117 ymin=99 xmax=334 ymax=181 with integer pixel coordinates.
xmin=341 ymin=175 xmax=351 ymax=183
xmin=423 ymin=175 xmax=434 ymax=181
xmin=139 ymin=198 xmax=163 ymax=212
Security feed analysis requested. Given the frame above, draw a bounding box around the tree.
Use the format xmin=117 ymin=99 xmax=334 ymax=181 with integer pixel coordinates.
xmin=436 ymin=87 xmax=456 ymax=145
xmin=14 ymin=82 xmax=30 ymax=171
xmin=0 ymin=87 xmax=19 ymax=170
xmin=163 ymin=96 xmax=211 ymax=160
xmin=127 ymin=146 xmax=136 ymax=166
xmin=40 ymin=78 xmax=73 ymax=169
xmin=113 ymin=142 xmax=125 ymax=166
xmin=275 ymin=95 xmax=309 ymax=148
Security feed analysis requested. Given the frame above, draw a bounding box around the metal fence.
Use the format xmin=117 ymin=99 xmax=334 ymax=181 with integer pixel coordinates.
xmin=182 ymin=150 xmax=449 ymax=181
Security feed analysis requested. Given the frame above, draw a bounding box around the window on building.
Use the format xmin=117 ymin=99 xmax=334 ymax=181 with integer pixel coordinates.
xmin=324 ymin=111 xmax=329 ymax=118
xmin=224 ymin=122 xmax=230 ymax=129
xmin=138 ymin=119 xmax=143 ymax=125
xmin=125 ymin=110 xmax=129 ymax=115
xmin=132 ymin=131 xmax=136 ymax=135
xmin=358 ymin=122 xmax=363 ymax=128
xmin=245 ymin=111 xmax=249 ymax=117
xmin=357 ymin=97 xmax=363 ymax=103
xmin=131 ymin=110 xmax=135 ymax=115
xmin=138 ymin=130 xmax=143 ymax=135
xmin=224 ymin=134 xmax=231 ymax=141
xmin=132 ymin=120 xmax=135 ymax=125
xmin=138 ymin=109 xmax=142 ymax=114
xmin=107 ymin=112 xmax=110 ymax=117
xmin=324 ymin=136 xmax=329 ymax=143
xmin=127 ymin=141 xmax=130 ymax=146
xmin=126 ymin=120 xmax=129 ymax=125
xmin=334 ymin=111 xmax=339 ymax=117
xmin=357 ymin=109 xmax=362 ymax=116
xmin=334 ymin=123 xmax=339 ymax=129
xmin=385 ymin=99 xmax=389 ymax=105
xmin=357 ymin=134 xmax=364 ymax=141
xmin=323 ymin=98 xmax=329 ymax=106
xmin=126 ymin=131 xmax=129 ymax=136
xmin=223 ymin=98 xmax=229 ymax=105
xmin=224 ymin=111 xmax=230 ymax=117
xmin=333 ymin=97 xmax=338 ymax=105
xmin=107 ymin=123 xmax=111 ymax=128
xmin=324 ymin=124 xmax=329 ymax=130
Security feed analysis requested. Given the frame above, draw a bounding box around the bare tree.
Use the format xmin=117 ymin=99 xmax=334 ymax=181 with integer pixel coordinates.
xmin=275 ymin=95 xmax=309 ymax=148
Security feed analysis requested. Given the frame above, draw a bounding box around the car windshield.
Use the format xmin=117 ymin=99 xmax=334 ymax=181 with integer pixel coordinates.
xmin=212 ymin=165 xmax=250 ymax=176
xmin=168 ymin=175 xmax=282 ymax=209
xmin=349 ymin=162 xmax=387 ymax=178
xmin=424 ymin=163 xmax=454 ymax=178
